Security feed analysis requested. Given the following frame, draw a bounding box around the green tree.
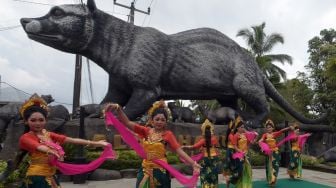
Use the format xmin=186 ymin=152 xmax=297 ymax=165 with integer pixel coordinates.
xmin=269 ymin=72 xmax=315 ymax=123
xmin=236 ymin=22 xmax=293 ymax=121
xmin=306 ymin=29 xmax=336 ymax=125
xmin=189 ymin=100 xmax=221 ymax=122
xmin=237 ymin=22 xmax=293 ymax=84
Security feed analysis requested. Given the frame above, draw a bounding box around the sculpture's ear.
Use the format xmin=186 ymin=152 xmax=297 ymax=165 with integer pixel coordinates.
xmin=87 ymin=0 xmax=97 ymax=12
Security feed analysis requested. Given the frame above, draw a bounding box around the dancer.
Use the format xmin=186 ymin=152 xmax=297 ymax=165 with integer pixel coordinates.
xmin=227 ymin=118 xmax=256 ymax=188
xmin=182 ymin=119 xmax=220 ymax=188
xmin=223 ymin=116 xmax=240 ymax=185
xmin=104 ymin=101 xmax=201 ymax=188
xmin=18 ymin=94 xmax=110 ymax=188
xmin=287 ymin=123 xmax=311 ymax=179
xmin=258 ymin=119 xmax=293 ymax=186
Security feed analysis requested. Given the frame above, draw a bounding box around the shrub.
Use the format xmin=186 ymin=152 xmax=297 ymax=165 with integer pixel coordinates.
xmin=301 ymin=154 xmax=319 ymax=166
xmin=0 ymin=156 xmax=29 ymax=188
xmin=249 ymin=149 xmax=265 ymax=166
xmin=86 ymin=150 xmax=181 ymax=170
xmin=166 ymin=152 xmax=180 ymax=164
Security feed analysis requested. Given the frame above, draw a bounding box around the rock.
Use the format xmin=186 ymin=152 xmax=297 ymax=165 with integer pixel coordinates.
xmin=58 ymin=174 xmax=72 ymax=182
xmin=88 ymin=169 xmax=122 ymax=180
xmin=120 ymin=169 xmax=138 ymax=178
xmin=323 ymin=146 xmax=336 ymax=162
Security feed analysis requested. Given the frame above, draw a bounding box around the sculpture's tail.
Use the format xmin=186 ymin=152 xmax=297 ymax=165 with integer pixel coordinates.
xmin=263 ymin=75 xmax=328 ymax=124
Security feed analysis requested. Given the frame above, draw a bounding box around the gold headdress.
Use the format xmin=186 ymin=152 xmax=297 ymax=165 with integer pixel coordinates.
xmin=264 ymin=119 xmax=275 ymax=128
xmin=147 ymin=100 xmax=171 ymax=118
xmin=201 ymin=119 xmax=214 ymax=135
xmin=234 ymin=116 xmax=243 ymax=128
xmin=20 ymin=93 xmax=49 ymax=118
xmin=292 ymin=122 xmax=300 ymax=129
xmin=228 ymin=120 xmax=234 ymax=129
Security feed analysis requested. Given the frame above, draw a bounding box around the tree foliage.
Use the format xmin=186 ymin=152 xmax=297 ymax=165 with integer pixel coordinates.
xmin=269 ymin=72 xmax=315 ymax=124
xmin=305 ymin=28 xmax=336 ymax=125
xmin=237 ymin=22 xmax=293 ymax=85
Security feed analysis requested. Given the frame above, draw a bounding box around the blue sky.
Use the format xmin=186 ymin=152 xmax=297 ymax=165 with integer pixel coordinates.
xmin=0 ymin=0 xmax=335 ymax=111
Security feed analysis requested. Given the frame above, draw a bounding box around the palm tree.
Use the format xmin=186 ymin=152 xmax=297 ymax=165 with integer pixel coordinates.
xmin=237 ymin=22 xmax=293 ymax=83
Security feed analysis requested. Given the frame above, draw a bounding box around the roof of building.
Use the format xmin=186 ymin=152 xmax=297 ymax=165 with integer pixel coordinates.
xmin=0 ymin=86 xmax=30 ymax=103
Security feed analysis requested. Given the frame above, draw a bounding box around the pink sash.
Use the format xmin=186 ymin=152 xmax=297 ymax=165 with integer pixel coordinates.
xmin=232 ymin=152 xmax=245 ymax=159
xmin=179 ymin=153 xmax=204 ymax=164
xmin=232 ymin=131 xmax=258 ymax=160
xmin=49 ymin=144 xmax=116 ymax=175
xmin=259 ymin=141 xmax=272 ymax=155
xmin=277 ymin=132 xmax=311 ymax=151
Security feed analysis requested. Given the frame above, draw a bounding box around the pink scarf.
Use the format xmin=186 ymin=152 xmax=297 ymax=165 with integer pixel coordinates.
xmin=105 ymin=112 xmax=199 ymax=188
xmin=259 ymin=141 xmax=272 ymax=155
xmin=232 ymin=131 xmax=258 ymax=160
xmin=47 ymin=142 xmax=116 ymax=175
xmin=44 ymin=141 xmax=65 ymax=158
xmin=277 ymin=132 xmax=311 ymax=151
xmin=232 ymin=152 xmax=245 ymax=159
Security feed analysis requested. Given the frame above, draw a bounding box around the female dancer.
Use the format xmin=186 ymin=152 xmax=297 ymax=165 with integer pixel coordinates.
xmin=258 ymin=119 xmax=292 ymax=186
xmin=287 ymin=123 xmax=311 ymax=179
xmin=223 ymin=116 xmax=240 ymax=185
xmin=182 ymin=119 xmax=220 ymax=188
xmin=227 ymin=118 xmax=255 ymax=188
xmin=104 ymin=101 xmax=201 ymax=188
xmin=19 ymin=94 xmax=109 ymax=188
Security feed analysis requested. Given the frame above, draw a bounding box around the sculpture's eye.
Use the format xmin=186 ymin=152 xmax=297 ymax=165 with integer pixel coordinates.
xmin=51 ymin=8 xmax=64 ymax=18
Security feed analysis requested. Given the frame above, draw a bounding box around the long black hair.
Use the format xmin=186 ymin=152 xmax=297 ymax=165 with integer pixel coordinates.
xmin=204 ymin=126 xmax=212 ymax=157
xmin=151 ymin=107 xmax=169 ymax=120
xmin=234 ymin=120 xmax=244 ymax=134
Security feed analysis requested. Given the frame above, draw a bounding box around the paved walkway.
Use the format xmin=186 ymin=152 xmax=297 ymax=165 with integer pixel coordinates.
xmin=61 ymin=168 xmax=336 ymax=188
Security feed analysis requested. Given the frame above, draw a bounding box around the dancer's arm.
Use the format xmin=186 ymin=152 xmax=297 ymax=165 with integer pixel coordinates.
xmin=182 ymin=139 xmax=204 ymax=149
xmin=176 ymin=148 xmax=202 ymax=169
xmin=104 ymin=103 xmax=137 ymax=130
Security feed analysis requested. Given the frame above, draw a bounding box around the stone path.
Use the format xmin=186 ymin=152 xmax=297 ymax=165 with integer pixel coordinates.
xmin=61 ymin=168 xmax=336 ymax=188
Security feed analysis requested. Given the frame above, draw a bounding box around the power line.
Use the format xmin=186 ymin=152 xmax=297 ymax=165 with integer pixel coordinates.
xmin=86 ymin=58 xmax=95 ymax=103
xmin=12 ymin=0 xmax=55 ymax=6
xmin=0 ymin=81 xmax=72 ymax=105
xmin=145 ymin=0 xmax=157 ymax=26
xmin=0 ymin=81 xmax=31 ymax=96
xmin=0 ymin=25 xmax=21 ymax=32
xmin=149 ymin=0 xmax=155 ymax=7
xmin=113 ymin=0 xmax=150 ymax=25
xmin=141 ymin=0 xmax=155 ymax=26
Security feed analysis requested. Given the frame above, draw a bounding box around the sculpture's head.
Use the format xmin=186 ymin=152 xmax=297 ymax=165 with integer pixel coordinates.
xmin=41 ymin=94 xmax=55 ymax=104
xmin=20 ymin=0 xmax=97 ymax=53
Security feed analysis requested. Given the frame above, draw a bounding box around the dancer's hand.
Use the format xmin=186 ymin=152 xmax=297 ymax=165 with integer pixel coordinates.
xmin=47 ymin=149 xmax=63 ymax=161
xmin=181 ymin=145 xmax=192 ymax=149
xmin=192 ymin=161 xmax=201 ymax=173
xmin=93 ymin=140 xmax=110 ymax=147
xmin=104 ymin=103 xmax=120 ymax=113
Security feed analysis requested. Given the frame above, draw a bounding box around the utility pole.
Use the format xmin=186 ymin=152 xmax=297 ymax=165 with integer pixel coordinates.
xmin=0 ymin=75 xmax=1 ymax=98
xmin=113 ymin=0 xmax=150 ymax=24
xmin=72 ymin=54 xmax=82 ymax=117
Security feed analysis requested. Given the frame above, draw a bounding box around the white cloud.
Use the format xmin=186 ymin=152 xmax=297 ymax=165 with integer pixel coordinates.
xmin=0 ymin=56 xmax=49 ymax=88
